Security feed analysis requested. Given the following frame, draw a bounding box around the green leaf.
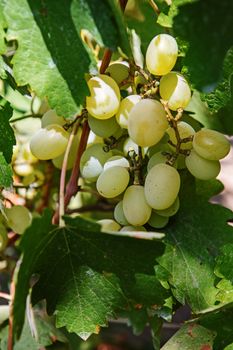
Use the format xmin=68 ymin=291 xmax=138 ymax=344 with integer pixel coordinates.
xmin=161 ymin=323 xmax=216 ymax=350
xmin=4 ymin=0 xmax=130 ymax=118
xmin=158 ymin=174 xmax=233 ymax=313
xmin=0 ymin=152 xmax=13 ymax=187
xmin=215 ymin=244 xmax=233 ymax=283
xmin=173 ymin=0 xmax=233 ymax=90
xmin=13 ymin=213 xmax=164 ymax=340
xmin=0 ymin=101 xmax=15 ymax=163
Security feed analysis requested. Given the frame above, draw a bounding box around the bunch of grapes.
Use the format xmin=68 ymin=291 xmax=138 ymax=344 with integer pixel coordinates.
xmin=26 ymin=33 xmax=230 ymax=233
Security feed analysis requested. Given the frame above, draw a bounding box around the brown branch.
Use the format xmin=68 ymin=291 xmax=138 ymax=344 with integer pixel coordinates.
xmin=119 ymin=0 xmax=128 ymax=11
xmin=100 ymin=48 xmax=112 ymax=74
xmin=37 ymin=161 xmax=54 ymax=214
xmin=7 ymin=279 xmax=15 ymax=350
xmin=66 ymin=202 xmax=114 ymax=214
xmin=148 ymin=0 xmax=160 ymax=16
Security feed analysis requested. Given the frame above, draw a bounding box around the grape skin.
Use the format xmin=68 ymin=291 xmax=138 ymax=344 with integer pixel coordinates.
xmin=105 ymin=61 xmax=129 ymax=87
xmin=185 ymin=149 xmax=220 ymax=180
xmin=103 ymin=156 xmax=129 ymax=170
xmin=123 ymin=185 xmax=152 ymax=226
xmin=97 ymin=219 xmax=121 ymax=232
xmin=88 ymin=115 xmax=120 ymax=138
xmin=128 ymin=99 xmax=168 ymax=147
xmin=148 ymin=212 xmax=169 ymax=229
xmin=86 ymin=75 xmax=121 ymax=120
xmin=167 ymin=121 xmax=195 ymax=150
xmin=155 ymin=197 xmax=180 ymax=217
xmin=41 ymin=109 xmax=65 ymax=128
xmin=159 ymin=72 xmax=191 ymax=111
xmin=193 ymin=129 xmax=230 ymax=160
xmin=114 ymin=201 xmax=129 ymax=226
xmin=96 ymin=166 xmax=129 ymax=198
xmin=116 ymin=95 xmax=141 ymax=129
xmin=146 ymin=34 xmax=178 ymax=76
xmin=145 ymin=163 xmax=181 ymax=210
xmin=4 ymin=206 xmax=32 ymax=235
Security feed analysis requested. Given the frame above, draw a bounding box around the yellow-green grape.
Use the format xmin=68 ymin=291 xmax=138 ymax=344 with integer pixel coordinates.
xmin=105 ymin=61 xmax=129 ymax=87
xmin=88 ymin=115 xmax=120 ymax=138
xmin=104 ymin=156 xmax=129 ymax=170
xmin=177 ymin=154 xmax=186 ymax=169
xmin=13 ymin=163 xmax=34 ymax=177
xmin=52 ymin=133 xmax=80 ymax=170
xmin=145 ymin=163 xmax=180 ymax=210
xmin=148 ymin=212 xmax=169 ymax=229
xmin=147 ymin=151 xmax=169 ymax=172
xmin=147 ymin=134 xmax=170 ymax=158
xmin=86 ymin=74 xmax=121 ymax=119
xmin=134 ymin=72 xmax=148 ymax=90
xmin=120 ymin=225 xmax=147 ymax=232
xmin=41 ymin=109 xmax=65 ymax=128
xmin=0 ymin=223 xmax=8 ymax=252
xmin=155 ymin=197 xmax=180 ymax=217
xmin=123 ymin=138 xmax=140 ymax=155
xmin=185 ymin=149 xmax=220 ymax=180
xmin=167 ymin=121 xmax=195 ymax=150
xmin=114 ymin=201 xmax=129 ymax=226
xmin=96 ymin=166 xmax=129 ymax=198
xmin=193 ymin=129 xmax=230 ymax=160
xmin=97 ymin=219 xmax=121 ymax=232
xmin=123 ymin=185 xmax=152 ymax=226
xmin=116 ymin=95 xmax=141 ymax=129
xmin=30 ymin=124 xmax=69 ymax=160
xmin=159 ymin=72 xmax=191 ymax=111
xmin=0 ymin=305 xmax=9 ymax=325
xmin=128 ymin=99 xmax=168 ymax=147
xmin=4 ymin=206 xmax=32 ymax=234
xmin=146 ymin=34 xmax=178 ymax=76
xmin=80 ymin=143 xmax=112 ymax=182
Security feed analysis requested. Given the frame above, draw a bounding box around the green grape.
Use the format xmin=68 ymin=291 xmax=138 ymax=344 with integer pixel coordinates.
xmin=0 ymin=223 xmax=8 ymax=252
xmin=86 ymin=74 xmax=121 ymax=119
xmin=147 ymin=151 xmax=169 ymax=172
xmin=116 ymin=95 xmax=141 ymax=129
xmin=123 ymin=185 xmax=152 ymax=226
xmin=4 ymin=206 xmax=32 ymax=235
xmin=148 ymin=212 xmax=169 ymax=229
xmin=30 ymin=124 xmax=69 ymax=160
xmin=52 ymin=133 xmax=80 ymax=170
xmin=123 ymin=138 xmax=140 ymax=155
xmin=146 ymin=34 xmax=178 ymax=76
xmin=120 ymin=225 xmax=147 ymax=232
xmin=155 ymin=197 xmax=180 ymax=217
xmin=193 ymin=129 xmax=230 ymax=160
xmin=114 ymin=201 xmax=129 ymax=226
xmin=145 ymin=163 xmax=180 ymax=210
xmin=105 ymin=61 xmax=129 ymax=87
xmin=147 ymin=134 xmax=170 ymax=158
xmin=159 ymin=72 xmax=191 ymax=111
xmin=88 ymin=115 xmax=120 ymax=138
xmin=0 ymin=305 xmax=9 ymax=325
xmin=80 ymin=143 xmax=112 ymax=182
xmin=167 ymin=121 xmax=195 ymax=150
xmin=128 ymin=99 xmax=168 ymax=147
xmin=103 ymin=156 xmax=129 ymax=170
xmin=41 ymin=109 xmax=65 ymax=127
xmin=13 ymin=163 xmax=34 ymax=177
xmin=97 ymin=219 xmax=121 ymax=232
xmin=96 ymin=166 xmax=129 ymax=198
xmin=176 ymin=154 xmax=186 ymax=169
xmin=185 ymin=149 xmax=220 ymax=180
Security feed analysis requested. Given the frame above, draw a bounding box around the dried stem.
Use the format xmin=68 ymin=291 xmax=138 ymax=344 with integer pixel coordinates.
xmin=100 ymin=49 xmax=112 ymax=74
xmin=7 ymin=279 xmax=15 ymax=350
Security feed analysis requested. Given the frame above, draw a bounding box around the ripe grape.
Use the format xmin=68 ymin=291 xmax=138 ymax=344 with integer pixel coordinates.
xmin=0 ymin=223 xmax=8 ymax=252
xmin=30 ymin=124 xmax=69 ymax=160
xmin=120 ymin=225 xmax=147 ymax=232
xmin=128 ymin=99 xmax=168 ymax=147
xmin=88 ymin=115 xmax=120 ymax=138
xmin=114 ymin=201 xmax=129 ymax=226
xmin=4 ymin=206 xmax=32 ymax=234
xmin=86 ymin=74 xmax=120 ymax=119
xmin=148 ymin=212 xmax=169 ymax=229
xmin=103 ymin=156 xmax=129 ymax=170
xmin=155 ymin=197 xmax=180 ymax=217
xmin=167 ymin=121 xmax=195 ymax=150
xmin=105 ymin=61 xmax=129 ymax=87
xmin=52 ymin=133 xmax=80 ymax=170
xmin=159 ymin=72 xmax=191 ymax=111
xmin=147 ymin=151 xmax=169 ymax=172
xmin=116 ymin=95 xmax=141 ymax=129
xmin=96 ymin=166 xmax=129 ymax=198
xmin=185 ymin=149 xmax=220 ymax=180
xmin=123 ymin=185 xmax=152 ymax=226
xmin=41 ymin=109 xmax=65 ymax=128
xmin=193 ymin=129 xmax=230 ymax=160
xmin=146 ymin=34 xmax=178 ymax=76
xmin=97 ymin=219 xmax=121 ymax=232
xmin=145 ymin=163 xmax=180 ymax=210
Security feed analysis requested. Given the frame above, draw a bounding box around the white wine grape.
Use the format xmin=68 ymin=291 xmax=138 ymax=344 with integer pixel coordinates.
xmin=128 ymin=99 xmax=168 ymax=147
xmin=97 ymin=219 xmax=121 ymax=232
xmin=120 ymin=225 xmax=147 ymax=232
xmin=103 ymin=156 xmax=129 ymax=170
xmin=41 ymin=109 xmax=65 ymax=128
xmin=114 ymin=201 xmax=129 ymax=226
xmin=159 ymin=72 xmax=191 ymax=111
xmin=4 ymin=206 xmax=32 ymax=235
xmin=146 ymin=34 xmax=178 ymax=76
xmin=116 ymin=95 xmax=141 ymax=129
xmin=96 ymin=166 xmax=129 ymax=198
xmin=148 ymin=212 xmax=169 ymax=229
xmin=145 ymin=163 xmax=180 ymax=210
xmin=155 ymin=197 xmax=180 ymax=217
xmin=88 ymin=115 xmax=120 ymax=138
xmin=167 ymin=121 xmax=195 ymax=150
xmin=105 ymin=61 xmax=129 ymax=87
xmin=185 ymin=149 xmax=220 ymax=180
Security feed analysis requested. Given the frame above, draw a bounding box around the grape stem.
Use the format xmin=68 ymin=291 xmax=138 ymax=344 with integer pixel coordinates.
xmin=148 ymin=0 xmax=160 ymax=16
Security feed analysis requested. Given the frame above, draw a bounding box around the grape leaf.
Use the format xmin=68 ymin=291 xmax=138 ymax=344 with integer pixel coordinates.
xmin=173 ymin=0 xmax=233 ymax=90
xmin=0 ymin=101 xmax=15 ymax=163
xmin=161 ymin=323 xmax=216 ymax=350
xmin=215 ymin=244 xmax=233 ymax=283
xmin=157 ymin=174 xmax=233 ymax=313
xmin=13 ymin=212 xmax=165 ymax=340
xmin=0 ymin=152 xmax=13 ymax=187
xmin=4 ymin=0 xmax=130 ymax=118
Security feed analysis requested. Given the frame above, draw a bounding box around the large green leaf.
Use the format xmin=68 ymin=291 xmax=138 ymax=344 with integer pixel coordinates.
xmin=13 ymin=212 xmax=165 ymax=340
xmin=157 ymin=174 xmax=233 ymax=313
xmin=4 ymin=0 xmax=130 ymax=118
xmin=0 ymin=101 xmax=15 ymax=163
xmin=0 ymin=152 xmax=13 ymax=187
xmin=161 ymin=323 xmax=216 ymax=350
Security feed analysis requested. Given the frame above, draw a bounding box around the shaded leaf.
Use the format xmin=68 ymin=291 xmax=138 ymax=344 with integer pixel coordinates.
xmin=0 ymin=101 xmax=15 ymax=163
xmin=0 ymin=152 xmax=13 ymax=187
